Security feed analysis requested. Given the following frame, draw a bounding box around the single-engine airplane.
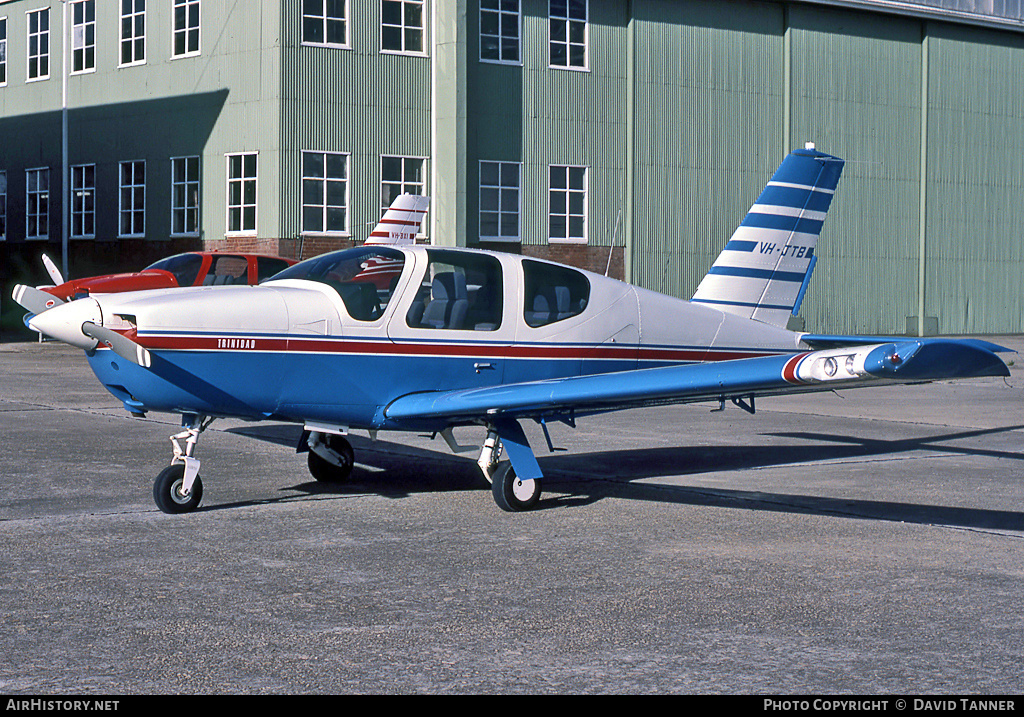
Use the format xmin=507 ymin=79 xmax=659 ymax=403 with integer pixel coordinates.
xmin=21 ymin=149 xmax=1011 ymax=514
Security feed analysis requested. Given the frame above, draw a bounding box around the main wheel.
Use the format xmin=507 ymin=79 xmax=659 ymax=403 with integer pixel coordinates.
xmin=491 ymin=462 xmax=541 ymax=512
xmin=307 ymin=434 xmax=355 ymax=482
xmin=153 ymin=463 xmax=203 ymax=514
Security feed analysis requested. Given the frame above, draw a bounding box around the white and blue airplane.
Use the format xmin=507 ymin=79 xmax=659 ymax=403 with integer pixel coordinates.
xmin=22 ymin=146 xmax=1011 ymax=514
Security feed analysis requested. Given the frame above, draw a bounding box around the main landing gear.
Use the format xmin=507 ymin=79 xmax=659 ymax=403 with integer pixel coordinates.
xmin=304 ymin=431 xmax=355 ymax=482
xmin=476 ymin=426 xmax=543 ymax=512
xmin=153 ymin=414 xmax=213 ymax=514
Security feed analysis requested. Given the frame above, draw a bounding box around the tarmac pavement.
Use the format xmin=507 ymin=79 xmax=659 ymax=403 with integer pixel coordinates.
xmin=1 ymin=337 xmax=1023 ymax=694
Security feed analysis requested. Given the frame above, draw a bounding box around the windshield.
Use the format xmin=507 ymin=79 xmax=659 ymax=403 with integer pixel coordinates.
xmin=269 ymin=246 xmax=406 ymax=321
xmin=145 ymin=253 xmax=204 ymax=287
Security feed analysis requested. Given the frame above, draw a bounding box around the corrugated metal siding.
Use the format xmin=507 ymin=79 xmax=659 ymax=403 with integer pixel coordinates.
xmin=925 ymin=22 xmax=1024 ymax=333
xmin=630 ymin=0 xmax=784 ymax=300
xmin=788 ymin=4 xmax=922 ymax=334
xmin=468 ymin=0 xmax=628 ymax=247
xmin=278 ymin=0 xmax=432 ymax=242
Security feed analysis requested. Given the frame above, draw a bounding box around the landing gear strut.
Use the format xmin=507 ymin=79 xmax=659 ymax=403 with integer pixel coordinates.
xmin=153 ymin=414 xmax=213 ymax=514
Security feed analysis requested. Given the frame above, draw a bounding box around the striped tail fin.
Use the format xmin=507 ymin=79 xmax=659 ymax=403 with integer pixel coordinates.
xmin=365 ymin=193 xmax=430 ymax=245
xmin=691 ymin=145 xmax=845 ymax=328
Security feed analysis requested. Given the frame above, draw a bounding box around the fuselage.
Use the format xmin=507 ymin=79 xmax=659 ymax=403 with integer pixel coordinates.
xmin=72 ymin=245 xmax=806 ymax=430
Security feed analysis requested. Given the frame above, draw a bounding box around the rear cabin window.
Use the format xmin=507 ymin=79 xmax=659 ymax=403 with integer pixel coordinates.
xmin=522 ymin=259 xmax=590 ymax=327
xmin=269 ymin=246 xmax=405 ymax=321
xmin=204 ymin=255 xmax=249 ymax=285
xmin=406 ymin=250 xmax=503 ymax=331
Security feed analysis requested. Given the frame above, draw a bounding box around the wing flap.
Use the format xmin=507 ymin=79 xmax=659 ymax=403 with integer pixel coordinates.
xmin=384 ymin=339 xmax=1010 ymax=424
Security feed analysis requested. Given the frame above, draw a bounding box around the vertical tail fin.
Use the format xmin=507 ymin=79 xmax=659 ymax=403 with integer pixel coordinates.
xmin=691 ymin=145 xmax=845 ymax=328
xmin=365 ymin=193 xmax=430 ymax=245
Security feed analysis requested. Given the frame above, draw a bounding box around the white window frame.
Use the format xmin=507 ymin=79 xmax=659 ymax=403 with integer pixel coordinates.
xmin=27 ymin=7 xmax=50 ymax=82
xmin=226 ymin=152 xmax=257 ymax=236
xmin=172 ymin=0 xmax=200 ymax=58
xmin=478 ymin=160 xmax=521 ymax=243
xmin=548 ymin=164 xmax=587 ymax=244
xmin=120 ymin=0 xmax=146 ymax=68
xmin=480 ymin=0 xmax=521 ymax=65
xmin=380 ymin=155 xmax=427 ymax=237
xmin=301 ymin=150 xmax=350 ymax=236
xmin=26 ymin=167 xmax=49 ymax=240
xmin=71 ymin=163 xmax=96 ymax=239
xmin=119 ymin=160 xmax=146 ymax=237
xmin=380 ymin=0 xmax=426 ymax=56
xmin=0 ymin=170 xmax=7 ymax=241
xmin=302 ymin=0 xmax=349 ymax=49
xmin=171 ymin=155 xmax=200 ymax=237
xmin=0 ymin=17 xmax=8 ymax=87
xmin=549 ymin=0 xmax=588 ymax=71
xmin=70 ymin=0 xmax=95 ymax=74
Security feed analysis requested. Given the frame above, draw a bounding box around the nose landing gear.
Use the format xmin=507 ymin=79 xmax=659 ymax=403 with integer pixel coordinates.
xmin=153 ymin=414 xmax=213 ymax=514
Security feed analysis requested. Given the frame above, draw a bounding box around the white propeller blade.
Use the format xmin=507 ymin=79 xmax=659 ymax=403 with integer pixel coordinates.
xmin=41 ymin=253 xmax=65 ymax=286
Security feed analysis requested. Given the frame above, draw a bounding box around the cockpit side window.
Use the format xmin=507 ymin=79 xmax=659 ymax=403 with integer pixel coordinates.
xmin=268 ymin=247 xmax=405 ymax=321
xmin=522 ymin=259 xmax=590 ymax=327
xmin=406 ymin=250 xmax=503 ymax=331
xmin=145 ymin=253 xmax=204 ymax=287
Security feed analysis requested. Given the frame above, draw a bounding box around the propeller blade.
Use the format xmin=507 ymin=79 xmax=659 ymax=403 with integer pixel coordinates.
xmin=41 ymin=253 xmax=65 ymax=286
xmin=12 ymin=284 xmax=65 ymax=315
xmin=82 ymin=322 xmax=152 ymax=368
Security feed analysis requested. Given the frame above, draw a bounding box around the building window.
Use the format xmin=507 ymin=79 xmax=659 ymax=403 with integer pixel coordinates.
xmin=71 ymin=164 xmax=95 ymax=238
xmin=303 ymin=0 xmax=347 ymax=47
xmin=27 ymin=8 xmax=49 ymax=81
xmin=227 ymin=152 xmax=257 ymax=234
xmin=480 ymin=0 xmax=519 ymax=64
xmin=71 ymin=1 xmax=95 ymax=73
xmin=1 ymin=18 xmax=7 ymax=86
xmin=549 ymin=165 xmax=586 ymax=243
xmin=173 ymin=0 xmax=200 ymax=57
xmin=119 ymin=161 xmax=145 ymax=237
xmin=549 ymin=0 xmax=586 ymax=69
xmin=171 ymin=156 xmax=200 ymax=236
xmin=0 ymin=171 xmax=6 ymax=240
xmin=120 ymin=0 xmax=145 ymax=66
xmin=380 ymin=155 xmax=425 ymax=234
xmin=26 ymin=168 xmax=49 ymax=240
xmin=479 ymin=161 xmax=520 ymax=242
xmin=302 ymin=151 xmax=349 ymax=235
xmin=381 ymin=0 xmax=424 ymax=54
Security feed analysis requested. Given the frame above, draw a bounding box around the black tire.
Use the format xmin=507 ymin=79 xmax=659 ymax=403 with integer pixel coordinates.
xmin=491 ymin=462 xmax=541 ymax=512
xmin=307 ymin=434 xmax=355 ymax=482
xmin=153 ymin=463 xmax=203 ymax=514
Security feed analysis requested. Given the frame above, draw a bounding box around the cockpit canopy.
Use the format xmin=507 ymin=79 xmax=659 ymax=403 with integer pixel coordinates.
xmin=268 ymin=246 xmax=591 ymax=329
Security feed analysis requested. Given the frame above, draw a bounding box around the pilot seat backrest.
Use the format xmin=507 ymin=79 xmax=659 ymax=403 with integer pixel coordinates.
xmin=421 ymin=272 xmax=469 ymax=329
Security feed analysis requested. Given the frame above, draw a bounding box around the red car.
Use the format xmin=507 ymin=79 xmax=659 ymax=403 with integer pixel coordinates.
xmin=42 ymin=251 xmax=297 ymax=303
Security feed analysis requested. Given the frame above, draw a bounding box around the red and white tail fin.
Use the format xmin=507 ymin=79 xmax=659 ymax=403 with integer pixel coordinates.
xmin=365 ymin=194 xmax=430 ymax=245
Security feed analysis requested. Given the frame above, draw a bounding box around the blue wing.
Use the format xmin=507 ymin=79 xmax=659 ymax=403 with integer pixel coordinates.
xmin=384 ymin=338 xmax=1011 ymax=426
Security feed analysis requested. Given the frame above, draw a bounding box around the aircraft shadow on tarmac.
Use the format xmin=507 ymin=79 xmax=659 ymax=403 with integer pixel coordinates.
xmin=223 ymin=422 xmax=1024 ymax=532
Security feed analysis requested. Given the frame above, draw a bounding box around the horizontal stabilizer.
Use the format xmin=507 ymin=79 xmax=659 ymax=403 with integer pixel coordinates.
xmin=383 ymin=338 xmax=1009 ymax=425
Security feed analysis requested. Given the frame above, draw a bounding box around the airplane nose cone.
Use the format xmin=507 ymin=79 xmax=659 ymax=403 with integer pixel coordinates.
xmin=28 ymin=297 xmax=102 ymax=350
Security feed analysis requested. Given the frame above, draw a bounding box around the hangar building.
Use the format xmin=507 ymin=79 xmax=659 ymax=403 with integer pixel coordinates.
xmin=1 ymin=0 xmax=1023 ymax=336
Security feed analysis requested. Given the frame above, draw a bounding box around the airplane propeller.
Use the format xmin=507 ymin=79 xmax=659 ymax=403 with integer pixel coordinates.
xmin=26 ymin=298 xmax=151 ymax=368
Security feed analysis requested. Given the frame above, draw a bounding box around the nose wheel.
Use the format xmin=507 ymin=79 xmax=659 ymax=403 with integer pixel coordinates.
xmin=153 ymin=463 xmax=204 ymax=514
